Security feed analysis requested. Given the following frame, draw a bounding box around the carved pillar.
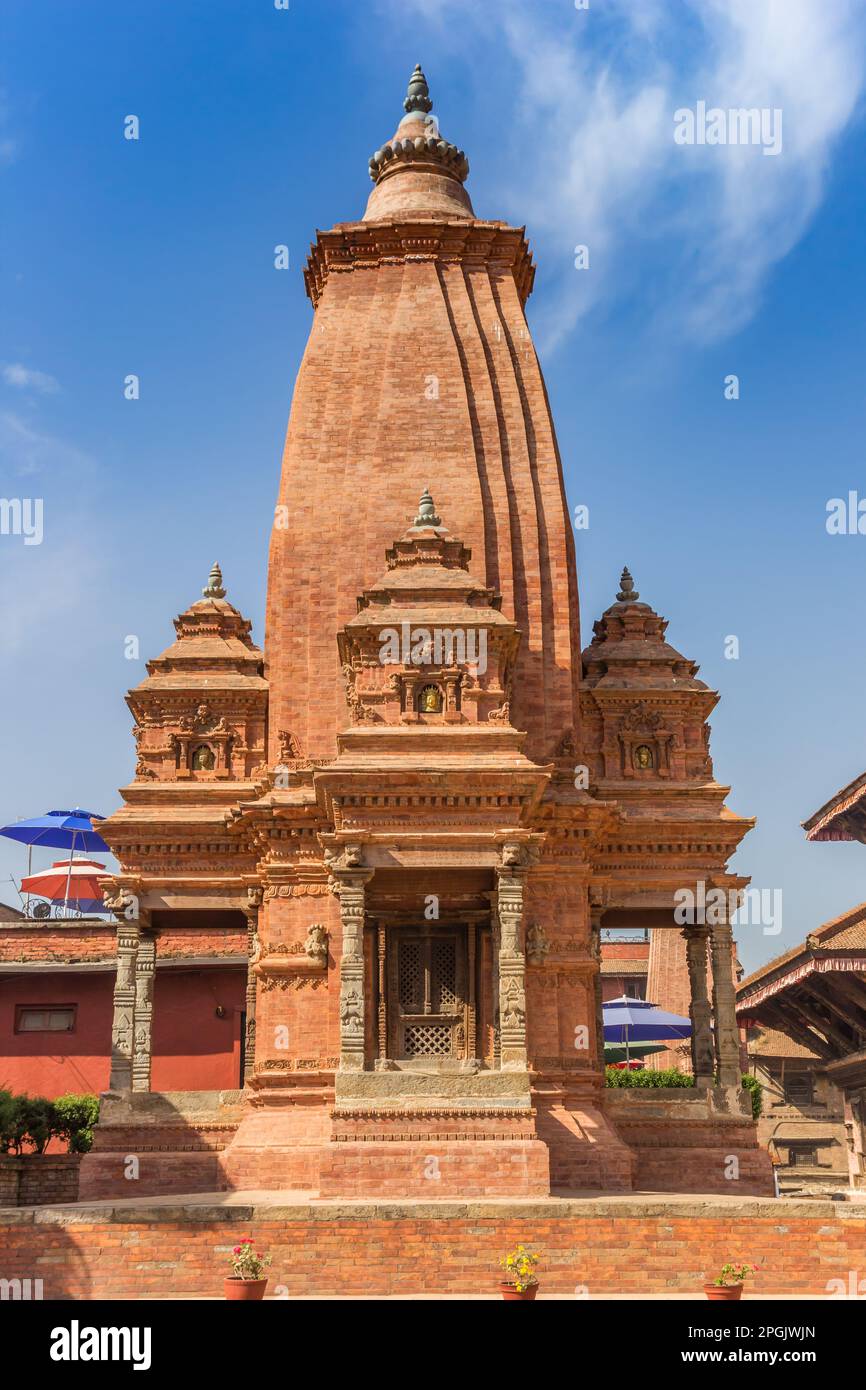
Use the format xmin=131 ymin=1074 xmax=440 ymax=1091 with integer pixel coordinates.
xmin=377 ymin=923 xmax=387 ymax=1062
xmin=243 ymin=888 xmax=262 ymax=1076
xmin=466 ymin=923 xmax=477 ymax=1059
xmin=491 ymin=915 xmax=501 ymax=1065
xmin=588 ymin=896 xmax=607 ymax=1070
xmin=683 ymin=925 xmax=715 ymax=1086
xmin=709 ymin=916 xmax=741 ymax=1087
xmin=332 ymin=865 xmax=373 ymax=1072
xmin=109 ymin=919 xmax=140 ymax=1091
xmin=496 ymin=852 xmax=528 ymax=1071
xmin=131 ymin=925 xmax=155 ymax=1093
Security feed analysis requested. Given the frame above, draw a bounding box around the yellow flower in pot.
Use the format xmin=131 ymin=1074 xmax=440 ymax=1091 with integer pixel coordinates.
xmin=499 ymin=1244 xmax=541 ymax=1301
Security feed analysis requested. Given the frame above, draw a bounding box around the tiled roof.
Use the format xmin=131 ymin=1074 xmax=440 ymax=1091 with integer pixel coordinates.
xmin=803 ymin=769 xmax=866 ymax=841
xmin=738 ymin=900 xmax=866 ymax=996
xmin=600 ymin=959 xmax=648 ymax=976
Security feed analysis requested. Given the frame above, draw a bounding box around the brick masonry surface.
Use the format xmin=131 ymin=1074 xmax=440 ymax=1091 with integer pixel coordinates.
xmin=0 ymin=1156 xmax=80 ymax=1207
xmin=1 ymin=1198 xmax=863 ymax=1298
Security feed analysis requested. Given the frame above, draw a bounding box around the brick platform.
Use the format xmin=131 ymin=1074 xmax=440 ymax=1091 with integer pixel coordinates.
xmin=79 ymin=1084 xmax=775 ymax=1200
xmin=2 ymin=1192 xmax=863 ymax=1299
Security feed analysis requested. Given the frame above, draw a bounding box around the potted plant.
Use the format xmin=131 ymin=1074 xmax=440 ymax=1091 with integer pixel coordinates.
xmin=499 ymin=1244 xmax=540 ymax=1301
xmin=704 ymin=1262 xmax=756 ymax=1301
xmin=224 ymin=1237 xmax=272 ymax=1300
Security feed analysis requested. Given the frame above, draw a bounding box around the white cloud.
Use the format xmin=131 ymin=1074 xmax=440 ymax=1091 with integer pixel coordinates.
xmin=377 ymin=0 xmax=866 ymax=350
xmin=0 ymin=411 xmax=91 ymax=477
xmin=2 ymin=363 xmax=59 ymax=393
xmin=0 ymin=538 xmax=100 ymax=657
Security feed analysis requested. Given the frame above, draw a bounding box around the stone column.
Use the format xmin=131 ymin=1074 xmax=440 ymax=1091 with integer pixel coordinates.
xmin=683 ymin=926 xmax=715 ymax=1086
xmin=131 ymin=925 xmax=155 ymax=1093
xmin=332 ymin=864 xmax=373 ymax=1072
xmin=243 ymin=888 xmax=262 ymax=1077
xmin=496 ymin=849 xmax=528 ymax=1071
xmin=491 ymin=914 xmax=501 ymax=1065
xmin=709 ymin=915 xmax=741 ymax=1088
xmin=588 ymin=897 xmax=607 ymax=1071
xmin=109 ymin=919 xmax=140 ymax=1091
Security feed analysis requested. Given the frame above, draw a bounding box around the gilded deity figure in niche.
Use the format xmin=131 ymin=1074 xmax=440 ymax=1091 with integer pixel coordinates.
xmin=192 ymin=744 xmax=215 ymax=771
xmin=419 ymin=684 xmax=443 ymax=713
xmin=634 ymin=744 xmax=654 ymax=770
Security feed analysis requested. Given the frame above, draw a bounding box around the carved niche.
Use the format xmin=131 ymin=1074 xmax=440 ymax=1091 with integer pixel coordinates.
xmin=618 ymin=702 xmax=671 ymax=779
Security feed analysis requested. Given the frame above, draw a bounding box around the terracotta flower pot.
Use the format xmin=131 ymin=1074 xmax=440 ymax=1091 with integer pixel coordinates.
xmin=224 ymin=1277 xmax=268 ymax=1301
xmin=704 ymin=1283 xmax=743 ymax=1301
xmin=499 ymin=1282 xmax=538 ymax=1301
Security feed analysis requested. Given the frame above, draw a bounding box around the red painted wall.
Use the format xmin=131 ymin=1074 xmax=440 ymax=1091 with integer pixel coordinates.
xmin=0 ymin=967 xmax=246 ymax=1098
xmin=0 ymin=973 xmax=113 ymax=1097
xmin=150 ymin=968 xmax=246 ymax=1091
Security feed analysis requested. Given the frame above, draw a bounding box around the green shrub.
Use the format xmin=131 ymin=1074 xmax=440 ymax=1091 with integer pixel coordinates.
xmin=0 ymin=1088 xmax=16 ymax=1152
xmin=741 ymin=1073 xmax=763 ymax=1120
xmin=53 ymin=1093 xmax=100 ymax=1153
xmin=605 ymin=1067 xmax=695 ymax=1088
xmin=6 ymin=1095 xmax=56 ymax=1154
xmin=604 ymin=1067 xmax=764 ymax=1119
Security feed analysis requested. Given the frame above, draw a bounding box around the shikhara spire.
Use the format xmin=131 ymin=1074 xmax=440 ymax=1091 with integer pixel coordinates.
xmin=616 ymin=566 xmax=639 ymax=602
xmin=202 ymin=561 xmax=226 ymax=599
xmin=365 ymin=64 xmax=470 ymax=218
xmin=413 ymin=486 xmax=442 ymax=527
xmin=404 ymin=63 xmax=432 ymax=115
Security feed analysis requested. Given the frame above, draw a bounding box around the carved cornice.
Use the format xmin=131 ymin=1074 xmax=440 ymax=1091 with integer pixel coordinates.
xmin=259 ymin=974 xmax=327 ymax=992
xmin=304 ymin=220 xmax=535 ymax=309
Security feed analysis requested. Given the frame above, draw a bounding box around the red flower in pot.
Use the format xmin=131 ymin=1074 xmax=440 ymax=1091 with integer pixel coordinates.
xmin=704 ymin=1262 xmax=757 ymax=1301
xmin=224 ymin=1237 xmax=272 ymax=1301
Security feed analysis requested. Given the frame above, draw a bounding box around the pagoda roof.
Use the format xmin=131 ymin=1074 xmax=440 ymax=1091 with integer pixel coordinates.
xmin=582 ymin=567 xmax=712 ymax=695
xmin=803 ymin=769 xmax=866 ymax=842
xmin=737 ymin=899 xmax=866 ymax=1003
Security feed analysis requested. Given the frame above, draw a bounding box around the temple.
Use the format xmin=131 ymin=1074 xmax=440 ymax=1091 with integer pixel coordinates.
xmin=75 ymin=66 xmax=772 ymax=1200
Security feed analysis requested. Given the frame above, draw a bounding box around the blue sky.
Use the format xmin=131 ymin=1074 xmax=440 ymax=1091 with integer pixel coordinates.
xmin=1 ymin=0 xmax=865 ymax=972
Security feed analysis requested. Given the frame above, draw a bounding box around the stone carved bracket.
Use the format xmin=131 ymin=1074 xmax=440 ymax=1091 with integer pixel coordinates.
xmin=253 ymin=923 xmax=330 ymax=977
xmin=525 ymin=923 xmax=550 ymax=966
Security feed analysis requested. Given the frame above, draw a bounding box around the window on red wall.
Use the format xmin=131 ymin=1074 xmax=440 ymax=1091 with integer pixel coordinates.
xmin=14 ymin=1005 xmax=77 ymax=1034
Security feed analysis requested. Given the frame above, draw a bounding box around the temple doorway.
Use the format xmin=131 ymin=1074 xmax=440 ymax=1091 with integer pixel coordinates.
xmin=378 ymin=922 xmax=483 ymax=1066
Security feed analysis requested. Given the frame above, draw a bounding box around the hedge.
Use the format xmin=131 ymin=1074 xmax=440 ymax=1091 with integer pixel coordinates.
xmin=0 ymin=1089 xmax=100 ymax=1154
xmin=605 ymin=1067 xmax=764 ymax=1117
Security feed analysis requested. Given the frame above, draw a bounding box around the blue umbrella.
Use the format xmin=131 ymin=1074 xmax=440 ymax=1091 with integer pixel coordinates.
xmin=0 ymin=810 xmax=109 ymax=853
xmin=603 ymin=995 xmax=692 ymax=1063
xmin=0 ymin=809 xmax=109 ymax=914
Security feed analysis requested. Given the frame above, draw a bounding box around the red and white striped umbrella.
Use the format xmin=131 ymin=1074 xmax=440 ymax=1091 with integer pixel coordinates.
xmin=21 ymin=858 xmax=107 ymax=908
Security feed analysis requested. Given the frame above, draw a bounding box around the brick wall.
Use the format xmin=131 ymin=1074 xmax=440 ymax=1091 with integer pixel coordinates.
xmin=1 ymin=1198 xmax=863 ymax=1297
xmin=0 ymin=1155 xmax=80 ymax=1206
xmin=0 ymin=921 xmax=246 ymax=963
xmin=0 ymin=921 xmax=115 ymax=963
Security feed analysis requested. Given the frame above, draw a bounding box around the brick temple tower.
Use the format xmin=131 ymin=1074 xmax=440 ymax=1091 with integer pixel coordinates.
xmin=85 ymin=68 xmax=773 ymax=1200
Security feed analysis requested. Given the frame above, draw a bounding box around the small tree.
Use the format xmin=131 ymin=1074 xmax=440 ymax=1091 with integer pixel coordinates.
xmin=741 ymin=1073 xmax=763 ymax=1120
xmin=53 ymin=1094 xmax=100 ymax=1153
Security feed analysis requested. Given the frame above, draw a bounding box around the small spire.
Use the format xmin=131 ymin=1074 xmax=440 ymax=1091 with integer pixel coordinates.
xmin=202 ymin=561 xmax=226 ymax=599
xmin=414 ymin=486 xmax=442 ymax=527
xmin=404 ymin=63 xmax=432 ymax=115
xmin=616 ymin=566 xmax=639 ymax=603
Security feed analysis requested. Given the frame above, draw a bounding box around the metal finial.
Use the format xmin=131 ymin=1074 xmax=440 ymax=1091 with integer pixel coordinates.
xmin=414 ymin=486 xmax=442 ymax=527
xmin=203 ymin=561 xmax=226 ymax=599
xmin=616 ymin=566 xmax=639 ymax=602
xmin=404 ymin=63 xmax=433 ymax=115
